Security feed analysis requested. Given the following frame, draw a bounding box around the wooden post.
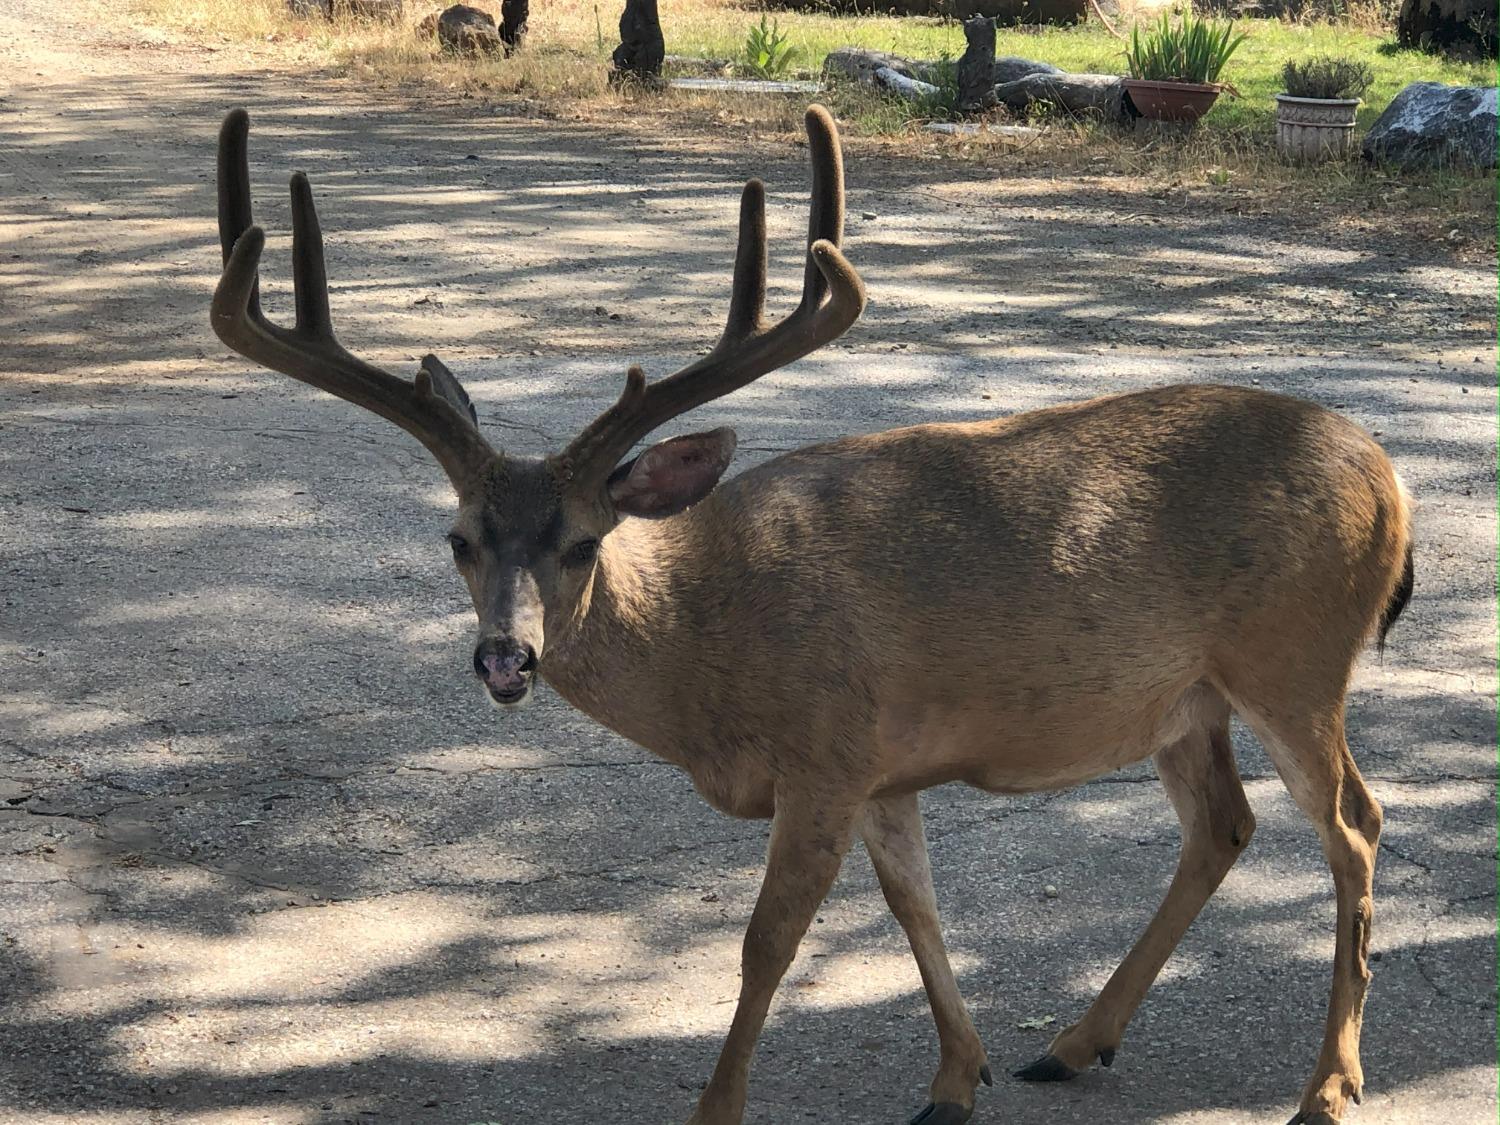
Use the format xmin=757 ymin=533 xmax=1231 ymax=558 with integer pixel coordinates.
xmin=611 ymin=0 xmax=666 ymax=86
xmin=957 ymin=16 xmax=998 ymax=112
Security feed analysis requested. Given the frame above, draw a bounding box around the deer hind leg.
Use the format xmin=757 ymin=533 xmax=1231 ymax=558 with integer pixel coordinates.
xmin=687 ymin=791 xmax=858 ymax=1125
xmin=1018 ymin=695 xmax=1255 ymax=1082
xmin=1244 ymin=708 xmax=1381 ymax=1125
xmin=861 ymin=794 xmax=991 ymax=1125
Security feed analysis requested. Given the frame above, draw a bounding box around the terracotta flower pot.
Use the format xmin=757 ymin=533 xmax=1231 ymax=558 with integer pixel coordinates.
xmin=1275 ymin=94 xmax=1361 ymax=162
xmin=1123 ymin=79 xmax=1222 ymax=123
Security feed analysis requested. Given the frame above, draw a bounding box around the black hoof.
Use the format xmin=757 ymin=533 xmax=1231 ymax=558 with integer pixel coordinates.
xmin=1098 ymin=1047 xmax=1116 ymax=1068
xmin=979 ymin=1063 xmax=994 ymax=1087
xmin=1012 ymin=1053 xmax=1080 ymax=1082
xmin=908 ymin=1103 xmax=972 ymax=1125
xmin=1286 ymin=1113 xmax=1340 ymax=1125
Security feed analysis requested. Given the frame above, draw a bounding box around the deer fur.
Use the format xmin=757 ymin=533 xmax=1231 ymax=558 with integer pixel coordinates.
xmin=211 ymin=105 xmax=1414 ymax=1125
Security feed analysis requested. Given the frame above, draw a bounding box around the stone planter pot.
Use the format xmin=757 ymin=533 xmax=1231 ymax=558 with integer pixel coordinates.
xmin=1123 ymin=79 xmax=1222 ymax=123
xmin=1275 ymin=94 xmax=1361 ymax=161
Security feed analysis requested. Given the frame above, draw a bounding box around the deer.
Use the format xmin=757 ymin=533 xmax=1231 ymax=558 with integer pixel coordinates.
xmin=211 ymin=105 xmax=1414 ymax=1125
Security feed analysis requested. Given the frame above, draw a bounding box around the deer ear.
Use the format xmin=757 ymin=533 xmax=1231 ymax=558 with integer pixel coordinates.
xmin=418 ymin=353 xmax=479 ymax=427
xmin=607 ymin=427 xmax=737 ymax=519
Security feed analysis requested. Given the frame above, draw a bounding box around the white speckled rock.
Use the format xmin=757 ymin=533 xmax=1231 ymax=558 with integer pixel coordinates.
xmin=1362 ymin=81 xmax=1498 ymax=169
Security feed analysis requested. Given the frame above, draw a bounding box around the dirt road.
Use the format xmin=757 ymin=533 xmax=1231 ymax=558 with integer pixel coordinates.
xmin=1 ymin=2 xmax=1495 ymax=1123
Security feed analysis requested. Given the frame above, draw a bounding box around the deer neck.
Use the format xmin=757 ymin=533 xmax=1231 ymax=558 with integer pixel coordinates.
xmin=539 ymin=520 xmax=693 ymax=764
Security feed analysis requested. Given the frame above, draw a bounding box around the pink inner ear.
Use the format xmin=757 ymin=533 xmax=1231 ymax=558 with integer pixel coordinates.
xmin=609 ymin=428 xmax=736 ymax=518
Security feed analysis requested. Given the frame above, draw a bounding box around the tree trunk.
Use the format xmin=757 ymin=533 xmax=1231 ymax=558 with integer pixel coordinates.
xmin=957 ymin=17 xmax=998 ymax=111
xmin=612 ymin=0 xmax=666 ymax=84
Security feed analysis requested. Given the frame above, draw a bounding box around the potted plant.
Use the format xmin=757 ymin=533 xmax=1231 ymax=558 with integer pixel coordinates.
xmin=1275 ymin=57 xmax=1374 ymax=161
xmin=1123 ymin=11 xmax=1246 ymax=124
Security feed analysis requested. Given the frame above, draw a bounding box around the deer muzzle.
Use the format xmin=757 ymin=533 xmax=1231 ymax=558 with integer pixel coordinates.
xmin=473 ymin=637 xmax=537 ymax=707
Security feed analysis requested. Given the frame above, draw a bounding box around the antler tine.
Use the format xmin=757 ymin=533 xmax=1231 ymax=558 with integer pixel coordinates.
xmin=210 ymin=108 xmax=496 ymax=488
xmin=217 ymin=108 xmax=259 ymax=310
xmin=720 ymin=178 xmax=768 ymax=345
xmin=289 ymin=171 xmax=333 ymax=338
xmin=563 ymin=104 xmax=866 ymax=488
xmin=798 ymin=104 xmax=844 ymax=315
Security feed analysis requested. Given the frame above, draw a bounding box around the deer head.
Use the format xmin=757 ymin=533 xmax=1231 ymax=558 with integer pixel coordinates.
xmin=211 ymin=107 xmax=865 ymax=709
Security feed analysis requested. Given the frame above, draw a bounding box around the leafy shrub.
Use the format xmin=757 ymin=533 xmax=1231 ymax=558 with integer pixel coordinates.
xmin=1125 ymin=11 xmax=1247 ymax=84
xmin=1281 ymin=55 xmax=1375 ymax=98
xmin=742 ymin=15 xmax=797 ymax=79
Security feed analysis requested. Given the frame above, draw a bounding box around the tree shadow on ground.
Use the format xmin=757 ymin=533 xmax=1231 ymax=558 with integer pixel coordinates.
xmin=0 ymin=68 xmax=1494 ymax=1125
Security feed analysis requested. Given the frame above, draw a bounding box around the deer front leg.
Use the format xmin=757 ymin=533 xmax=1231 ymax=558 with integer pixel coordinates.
xmin=687 ymin=793 xmax=857 ymax=1125
xmin=862 ymin=794 xmax=991 ymax=1125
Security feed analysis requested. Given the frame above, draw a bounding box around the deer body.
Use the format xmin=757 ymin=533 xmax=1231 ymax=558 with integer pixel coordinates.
xmin=543 ymin=383 xmax=1407 ymax=810
xmin=211 ymin=106 xmax=1413 ymax=1125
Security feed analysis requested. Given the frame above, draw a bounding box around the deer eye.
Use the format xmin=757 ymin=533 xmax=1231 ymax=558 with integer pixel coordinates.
xmin=446 ymin=532 xmax=471 ymax=560
xmin=562 ymin=539 xmax=599 ymax=568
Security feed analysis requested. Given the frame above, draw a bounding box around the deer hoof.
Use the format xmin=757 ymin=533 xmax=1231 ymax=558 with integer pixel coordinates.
xmin=1286 ymin=1114 xmax=1340 ymax=1125
xmin=1098 ymin=1047 xmax=1116 ymax=1067
xmin=908 ymin=1102 xmax=972 ymax=1125
xmin=1012 ymin=1053 xmax=1080 ymax=1082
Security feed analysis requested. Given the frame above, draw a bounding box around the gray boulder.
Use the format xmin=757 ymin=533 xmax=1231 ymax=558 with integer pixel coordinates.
xmin=1362 ymin=82 xmax=1497 ymax=170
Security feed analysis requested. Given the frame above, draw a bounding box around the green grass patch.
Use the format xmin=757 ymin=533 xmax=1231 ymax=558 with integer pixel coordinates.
xmin=666 ymin=16 xmax=1492 ymax=137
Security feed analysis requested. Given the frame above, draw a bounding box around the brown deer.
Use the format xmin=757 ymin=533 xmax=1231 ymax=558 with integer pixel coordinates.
xmin=211 ymin=105 xmax=1413 ymax=1125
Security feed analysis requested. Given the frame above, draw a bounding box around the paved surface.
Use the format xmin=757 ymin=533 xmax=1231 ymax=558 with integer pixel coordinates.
xmin=0 ymin=4 xmax=1495 ymax=1123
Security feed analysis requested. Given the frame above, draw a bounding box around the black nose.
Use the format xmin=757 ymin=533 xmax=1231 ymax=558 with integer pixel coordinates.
xmin=473 ymin=637 xmax=537 ymax=693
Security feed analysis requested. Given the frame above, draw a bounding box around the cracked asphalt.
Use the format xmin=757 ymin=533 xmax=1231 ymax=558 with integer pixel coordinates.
xmin=1 ymin=2 xmax=1495 ymax=1123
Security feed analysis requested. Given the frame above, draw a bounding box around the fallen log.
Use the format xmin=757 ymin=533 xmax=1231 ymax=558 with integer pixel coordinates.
xmin=826 ymin=45 xmax=1128 ymax=119
xmin=878 ymin=67 xmax=940 ymax=100
xmin=823 ymin=47 xmax=918 ymax=86
xmin=823 ymin=48 xmax=942 ymax=101
xmin=992 ymin=71 xmax=1128 ymax=121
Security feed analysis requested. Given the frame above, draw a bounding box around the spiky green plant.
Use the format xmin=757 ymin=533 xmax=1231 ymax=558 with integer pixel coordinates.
xmin=1125 ymin=11 xmax=1247 ymax=86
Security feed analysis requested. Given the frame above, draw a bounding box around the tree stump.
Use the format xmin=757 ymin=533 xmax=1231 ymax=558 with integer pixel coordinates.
xmin=612 ymin=0 xmax=666 ymax=86
xmin=957 ymin=17 xmax=998 ymax=111
xmin=499 ymin=0 xmax=528 ymax=51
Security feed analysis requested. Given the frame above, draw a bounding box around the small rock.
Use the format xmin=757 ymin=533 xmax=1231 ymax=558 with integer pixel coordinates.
xmin=861 ymin=210 xmax=878 ymax=221
xmin=1043 ymin=884 xmax=1059 ymax=899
